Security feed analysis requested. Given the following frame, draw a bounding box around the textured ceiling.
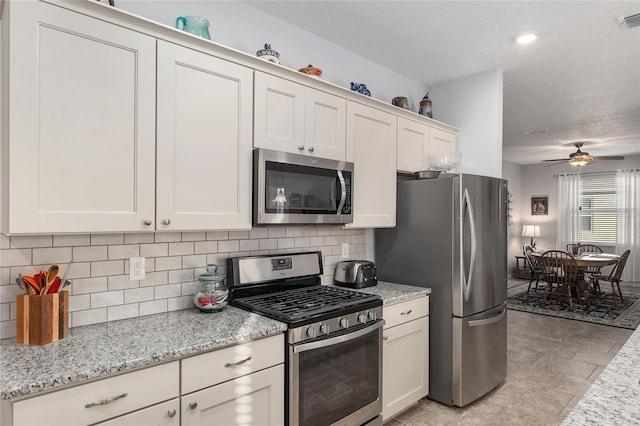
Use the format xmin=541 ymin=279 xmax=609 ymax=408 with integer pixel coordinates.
xmin=245 ymin=1 xmax=640 ymax=165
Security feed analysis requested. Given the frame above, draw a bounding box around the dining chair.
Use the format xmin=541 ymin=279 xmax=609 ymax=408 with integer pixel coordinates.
xmin=578 ymin=244 xmax=604 ymax=291
xmin=540 ymin=250 xmax=582 ymax=310
xmin=590 ymin=250 xmax=631 ymax=305
xmin=522 ymin=244 xmax=543 ymax=303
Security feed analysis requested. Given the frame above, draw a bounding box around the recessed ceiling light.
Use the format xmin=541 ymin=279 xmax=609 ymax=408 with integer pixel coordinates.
xmin=515 ymin=32 xmax=540 ymax=44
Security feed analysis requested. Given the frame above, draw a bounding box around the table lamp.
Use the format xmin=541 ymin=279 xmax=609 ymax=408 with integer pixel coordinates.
xmin=522 ymin=224 xmax=541 ymax=248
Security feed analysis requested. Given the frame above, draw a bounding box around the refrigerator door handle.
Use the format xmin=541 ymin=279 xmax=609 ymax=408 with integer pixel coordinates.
xmin=462 ymin=188 xmax=477 ymax=302
xmin=468 ymin=307 xmax=506 ymax=327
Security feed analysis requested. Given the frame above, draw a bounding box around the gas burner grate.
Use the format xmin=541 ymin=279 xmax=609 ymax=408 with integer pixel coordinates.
xmin=234 ymin=286 xmax=379 ymax=323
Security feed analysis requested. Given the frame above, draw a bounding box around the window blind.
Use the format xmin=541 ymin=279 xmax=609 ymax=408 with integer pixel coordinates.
xmin=578 ymin=173 xmax=617 ymax=244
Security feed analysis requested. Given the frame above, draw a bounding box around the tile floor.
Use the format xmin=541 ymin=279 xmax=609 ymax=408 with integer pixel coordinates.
xmin=388 ymin=304 xmax=634 ymax=425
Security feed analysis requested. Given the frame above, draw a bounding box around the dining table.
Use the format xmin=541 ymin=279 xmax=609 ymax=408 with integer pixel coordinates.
xmin=530 ymin=251 xmax=620 ymax=269
xmin=530 ymin=251 xmax=621 ymax=303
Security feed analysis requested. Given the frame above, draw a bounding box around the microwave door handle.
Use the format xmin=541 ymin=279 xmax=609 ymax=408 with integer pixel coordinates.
xmin=337 ymin=170 xmax=347 ymax=215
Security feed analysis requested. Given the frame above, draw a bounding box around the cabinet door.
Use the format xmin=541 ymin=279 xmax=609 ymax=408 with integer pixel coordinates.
xmin=429 ymin=127 xmax=457 ymax=164
xmin=254 ymin=72 xmax=305 ymax=155
xmin=397 ymin=117 xmax=430 ymax=173
xmin=305 ymin=88 xmax=346 ymax=161
xmin=181 ymin=364 xmax=284 ymax=426
xmin=346 ymin=102 xmax=397 ymax=228
xmin=156 ymin=41 xmax=253 ymax=230
xmin=5 ymin=0 xmax=156 ymax=234
xmin=96 ymin=399 xmax=179 ymax=426
xmin=382 ymin=316 xmax=429 ymax=421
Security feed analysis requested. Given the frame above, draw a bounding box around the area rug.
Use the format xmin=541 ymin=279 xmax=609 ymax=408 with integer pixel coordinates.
xmin=507 ymin=280 xmax=640 ymax=330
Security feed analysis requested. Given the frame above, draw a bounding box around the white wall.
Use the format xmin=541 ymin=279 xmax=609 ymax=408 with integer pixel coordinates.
xmin=502 ymin=160 xmax=523 ymax=276
xmin=521 ymin=154 xmax=640 ymax=253
xmin=428 ymin=69 xmax=504 ymax=178
xmin=116 ymin=0 xmax=428 ymax=106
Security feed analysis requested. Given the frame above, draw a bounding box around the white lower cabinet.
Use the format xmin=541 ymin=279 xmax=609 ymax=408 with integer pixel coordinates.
xmin=181 ymin=364 xmax=284 ymax=426
xmin=382 ymin=296 xmax=429 ymax=421
xmin=12 ymin=362 xmax=179 ymax=426
xmin=96 ymin=399 xmax=180 ymax=426
xmin=7 ymin=335 xmax=285 ymax=426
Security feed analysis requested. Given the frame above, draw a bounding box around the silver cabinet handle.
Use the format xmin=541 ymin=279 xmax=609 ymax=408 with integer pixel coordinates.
xmin=383 ymin=336 xmax=388 ymax=341
xmin=168 ymin=409 xmax=177 ymax=417
xmin=189 ymin=402 xmax=198 ymax=410
xmin=85 ymin=392 xmax=128 ymax=408
xmin=162 ymin=218 xmax=171 ymax=225
xmin=298 ymin=145 xmax=304 ymax=151
xmin=400 ymin=309 xmax=413 ymax=316
xmin=308 ymin=146 xmax=315 ymax=152
xmin=225 ymin=356 xmax=252 ymax=368
xmin=143 ymin=220 xmax=152 ymax=226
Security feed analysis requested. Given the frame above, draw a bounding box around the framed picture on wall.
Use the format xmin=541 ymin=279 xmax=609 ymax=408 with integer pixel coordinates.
xmin=531 ymin=196 xmax=548 ymax=215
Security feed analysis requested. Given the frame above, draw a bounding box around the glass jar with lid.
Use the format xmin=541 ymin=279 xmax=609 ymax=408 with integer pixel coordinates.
xmin=194 ymin=264 xmax=228 ymax=313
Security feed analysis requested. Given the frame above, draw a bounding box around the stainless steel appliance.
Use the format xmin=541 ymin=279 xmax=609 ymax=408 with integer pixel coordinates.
xmin=334 ymin=260 xmax=378 ymax=288
xmin=227 ymin=251 xmax=384 ymax=426
xmin=253 ymin=148 xmax=354 ymax=225
xmin=375 ymin=173 xmax=508 ymax=407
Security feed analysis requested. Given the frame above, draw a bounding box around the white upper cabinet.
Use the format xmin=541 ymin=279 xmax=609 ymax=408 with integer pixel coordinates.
xmin=346 ymin=101 xmax=397 ymax=228
xmin=254 ymin=72 xmax=346 ymax=161
xmin=156 ymin=41 xmax=253 ymax=231
xmin=2 ymin=0 xmax=156 ymax=234
xmin=397 ymin=117 xmax=457 ymax=173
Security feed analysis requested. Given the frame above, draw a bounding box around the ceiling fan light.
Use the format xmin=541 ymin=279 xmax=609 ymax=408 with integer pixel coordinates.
xmin=569 ymin=155 xmax=593 ymax=167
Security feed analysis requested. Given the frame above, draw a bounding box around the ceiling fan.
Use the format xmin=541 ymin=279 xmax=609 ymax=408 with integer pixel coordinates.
xmin=543 ymin=142 xmax=624 ymax=167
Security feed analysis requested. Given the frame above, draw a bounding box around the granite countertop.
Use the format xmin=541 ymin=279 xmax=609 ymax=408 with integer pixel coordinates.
xmin=0 ymin=307 xmax=286 ymax=400
xmin=1 ymin=282 xmax=429 ymax=401
xmin=561 ymin=324 xmax=640 ymax=425
xmin=333 ymin=281 xmax=431 ymax=304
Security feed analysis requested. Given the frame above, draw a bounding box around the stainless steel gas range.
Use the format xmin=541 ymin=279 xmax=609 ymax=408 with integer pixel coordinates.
xmin=227 ymin=251 xmax=384 ymax=426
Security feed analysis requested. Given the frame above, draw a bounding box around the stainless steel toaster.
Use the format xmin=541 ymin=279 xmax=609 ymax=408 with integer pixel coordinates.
xmin=334 ymin=260 xmax=378 ymax=288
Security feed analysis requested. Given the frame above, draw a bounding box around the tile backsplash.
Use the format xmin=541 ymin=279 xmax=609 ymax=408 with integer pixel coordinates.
xmin=0 ymin=226 xmax=366 ymax=339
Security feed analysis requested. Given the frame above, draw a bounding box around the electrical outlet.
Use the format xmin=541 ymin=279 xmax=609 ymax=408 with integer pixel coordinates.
xmin=341 ymin=243 xmax=349 ymax=259
xmin=130 ymin=257 xmax=145 ymax=280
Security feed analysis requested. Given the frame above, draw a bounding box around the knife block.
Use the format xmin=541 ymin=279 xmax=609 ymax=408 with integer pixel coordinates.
xmin=16 ymin=291 xmax=69 ymax=345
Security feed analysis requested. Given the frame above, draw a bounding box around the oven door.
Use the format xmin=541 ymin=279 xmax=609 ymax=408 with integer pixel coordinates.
xmin=254 ymin=148 xmax=353 ymax=225
xmin=289 ymin=321 xmax=383 ymax=426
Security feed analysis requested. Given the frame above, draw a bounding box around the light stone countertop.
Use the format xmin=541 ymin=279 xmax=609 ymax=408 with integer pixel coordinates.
xmin=1 ymin=282 xmax=430 ymax=401
xmin=343 ymin=281 xmax=431 ymax=305
xmin=0 ymin=307 xmax=286 ymax=400
xmin=561 ymin=324 xmax=640 ymax=425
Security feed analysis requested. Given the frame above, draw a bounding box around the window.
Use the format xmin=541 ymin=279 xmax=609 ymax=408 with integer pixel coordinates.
xmin=578 ymin=173 xmax=616 ymax=244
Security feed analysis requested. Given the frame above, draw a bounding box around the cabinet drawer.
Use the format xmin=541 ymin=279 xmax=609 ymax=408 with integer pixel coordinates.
xmin=182 ymin=334 xmax=284 ymax=394
xmin=384 ymin=296 xmax=429 ymax=329
xmin=13 ymin=362 xmax=179 ymax=426
xmin=96 ymin=398 xmax=179 ymax=426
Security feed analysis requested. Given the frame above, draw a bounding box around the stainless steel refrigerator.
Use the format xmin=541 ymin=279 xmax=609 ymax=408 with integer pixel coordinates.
xmin=375 ymin=173 xmax=507 ymax=407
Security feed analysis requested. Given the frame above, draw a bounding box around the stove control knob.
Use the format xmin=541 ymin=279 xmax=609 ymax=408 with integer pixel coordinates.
xmin=339 ymin=318 xmax=349 ymax=329
xmin=319 ymin=323 xmax=329 ymax=334
xmin=306 ymin=327 xmax=316 ymax=338
xmin=367 ymin=311 xmax=376 ymax=321
xmin=357 ymin=313 xmax=366 ymax=324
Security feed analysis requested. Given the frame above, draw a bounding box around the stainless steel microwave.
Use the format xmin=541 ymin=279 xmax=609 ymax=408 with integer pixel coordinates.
xmin=253 ymin=149 xmax=354 ymax=225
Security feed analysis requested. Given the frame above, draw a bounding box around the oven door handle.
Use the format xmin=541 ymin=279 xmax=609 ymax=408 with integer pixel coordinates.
xmin=292 ymin=320 xmax=384 ymax=354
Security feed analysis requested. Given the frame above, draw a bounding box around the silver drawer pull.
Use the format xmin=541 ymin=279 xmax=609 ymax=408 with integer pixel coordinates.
xmin=189 ymin=402 xmax=198 ymax=410
xmin=168 ymin=409 xmax=177 ymax=417
xmin=85 ymin=392 xmax=128 ymax=408
xmin=224 ymin=356 xmax=252 ymax=368
xmin=400 ymin=309 xmax=413 ymax=316
xmin=383 ymin=336 xmax=388 ymax=341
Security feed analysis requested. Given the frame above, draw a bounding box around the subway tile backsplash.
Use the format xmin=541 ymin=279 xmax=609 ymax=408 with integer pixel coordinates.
xmin=0 ymin=226 xmax=366 ymax=339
